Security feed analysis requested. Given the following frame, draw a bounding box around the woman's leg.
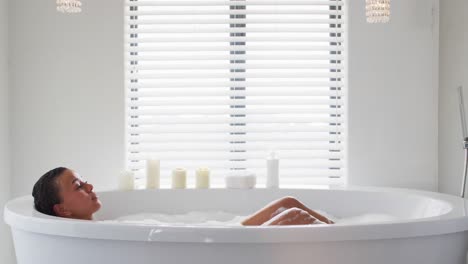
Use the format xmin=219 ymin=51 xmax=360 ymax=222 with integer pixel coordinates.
xmin=241 ymin=196 xmax=333 ymax=226
xmin=263 ymin=208 xmax=323 ymax=226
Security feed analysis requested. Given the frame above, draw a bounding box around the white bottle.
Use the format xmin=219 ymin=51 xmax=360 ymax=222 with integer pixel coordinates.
xmin=266 ymin=151 xmax=279 ymax=188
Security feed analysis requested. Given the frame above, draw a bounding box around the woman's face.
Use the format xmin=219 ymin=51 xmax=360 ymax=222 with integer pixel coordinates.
xmin=53 ymin=169 xmax=101 ymax=220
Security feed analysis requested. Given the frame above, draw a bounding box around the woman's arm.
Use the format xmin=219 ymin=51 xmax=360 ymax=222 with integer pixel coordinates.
xmin=241 ymin=196 xmax=334 ymax=226
xmin=263 ymin=207 xmax=323 ymax=225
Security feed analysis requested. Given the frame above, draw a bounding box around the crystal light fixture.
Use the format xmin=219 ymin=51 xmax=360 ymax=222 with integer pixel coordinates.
xmin=366 ymin=0 xmax=390 ymax=23
xmin=56 ymin=0 xmax=82 ymax=13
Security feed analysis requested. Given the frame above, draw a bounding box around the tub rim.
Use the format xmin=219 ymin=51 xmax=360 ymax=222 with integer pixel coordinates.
xmin=4 ymin=186 xmax=468 ymax=243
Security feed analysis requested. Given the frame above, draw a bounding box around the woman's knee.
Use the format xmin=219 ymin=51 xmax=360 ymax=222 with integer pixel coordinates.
xmin=279 ymin=196 xmax=300 ymax=207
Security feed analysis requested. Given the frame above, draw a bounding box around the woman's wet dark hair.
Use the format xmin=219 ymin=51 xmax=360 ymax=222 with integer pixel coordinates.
xmin=32 ymin=167 xmax=68 ymax=216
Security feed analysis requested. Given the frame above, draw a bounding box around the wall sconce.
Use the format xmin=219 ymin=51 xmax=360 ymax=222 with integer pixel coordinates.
xmin=366 ymin=0 xmax=390 ymax=23
xmin=56 ymin=0 xmax=82 ymax=13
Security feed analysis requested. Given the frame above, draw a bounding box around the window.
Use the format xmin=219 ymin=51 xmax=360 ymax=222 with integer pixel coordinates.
xmin=125 ymin=0 xmax=346 ymax=188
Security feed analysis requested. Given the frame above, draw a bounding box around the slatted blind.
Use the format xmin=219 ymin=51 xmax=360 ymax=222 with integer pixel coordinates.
xmin=125 ymin=0 xmax=346 ymax=188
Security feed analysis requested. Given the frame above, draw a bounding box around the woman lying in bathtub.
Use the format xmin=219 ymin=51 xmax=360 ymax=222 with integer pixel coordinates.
xmin=32 ymin=167 xmax=334 ymax=225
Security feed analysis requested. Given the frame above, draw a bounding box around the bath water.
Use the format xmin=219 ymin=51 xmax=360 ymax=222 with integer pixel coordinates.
xmin=105 ymin=211 xmax=399 ymax=226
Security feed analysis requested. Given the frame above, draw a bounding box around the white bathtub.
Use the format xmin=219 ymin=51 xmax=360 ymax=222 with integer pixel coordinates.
xmin=4 ymin=187 xmax=468 ymax=264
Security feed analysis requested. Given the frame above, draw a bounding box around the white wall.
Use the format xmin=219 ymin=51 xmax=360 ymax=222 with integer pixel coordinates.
xmin=348 ymin=0 xmax=439 ymax=190
xmin=0 ymin=0 xmax=12 ymax=263
xmin=9 ymin=0 xmax=125 ymax=196
xmin=8 ymin=0 xmax=440 ymax=197
xmin=438 ymin=0 xmax=468 ymax=195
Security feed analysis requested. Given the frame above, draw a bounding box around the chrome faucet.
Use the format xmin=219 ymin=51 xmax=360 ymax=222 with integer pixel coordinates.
xmin=457 ymin=86 xmax=468 ymax=198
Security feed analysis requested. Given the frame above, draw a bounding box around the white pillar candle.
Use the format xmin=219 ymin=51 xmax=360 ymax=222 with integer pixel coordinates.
xmin=196 ymin=167 xmax=210 ymax=189
xmin=146 ymin=159 xmax=160 ymax=189
xmin=172 ymin=168 xmax=187 ymax=189
xmin=118 ymin=171 xmax=135 ymax=191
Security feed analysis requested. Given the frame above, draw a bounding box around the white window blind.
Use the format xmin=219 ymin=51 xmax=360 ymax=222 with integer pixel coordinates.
xmin=125 ymin=0 xmax=346 ymax=188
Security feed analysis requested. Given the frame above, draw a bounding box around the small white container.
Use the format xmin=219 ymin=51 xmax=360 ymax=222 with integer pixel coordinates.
xmin=266 ymin=151 xmax=279 ymax=188
xmin=172 ymin=168 xmax=187 ymax=189
xmin=225 ymin=171 xmax=256 ymax=189
xmin=196 ymin=167 xmax=210 ymax=189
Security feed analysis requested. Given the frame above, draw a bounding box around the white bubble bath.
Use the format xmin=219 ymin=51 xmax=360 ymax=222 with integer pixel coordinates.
xmin=107 ymin=211 xmax=400 ymax=226
xmin=109 ymin=211 xmax=247 ymax=226
xmin=5 ymin=187 xmax=468 ymax=264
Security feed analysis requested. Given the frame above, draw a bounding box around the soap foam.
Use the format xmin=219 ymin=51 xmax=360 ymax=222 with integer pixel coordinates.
xmin=104 ymin=210 xmax=400 ymax=226
xmin=108 ymin=211 xmax=246 ymax=226
xmin=336 ymin=213 xmax=400 ymax=225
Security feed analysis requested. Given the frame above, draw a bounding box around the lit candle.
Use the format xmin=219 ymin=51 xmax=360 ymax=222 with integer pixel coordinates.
xmin=118 ymin=171 xmax=135 ymax=191
xmin=172 ymin=168 xmax=187 ymax=189
xmin=146 ymin=159 xmax=160 ymax=189
xmin=196 ymin=167 xmax=210 ymax=189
